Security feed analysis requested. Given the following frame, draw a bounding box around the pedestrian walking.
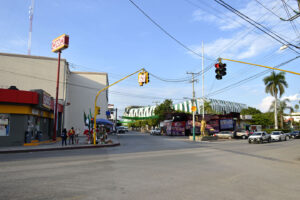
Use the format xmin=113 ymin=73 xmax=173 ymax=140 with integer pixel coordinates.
xmin=68 ymin=127 xmax=75 ymax=145
xmin=61 ymin=128 xmax=67 ymax=146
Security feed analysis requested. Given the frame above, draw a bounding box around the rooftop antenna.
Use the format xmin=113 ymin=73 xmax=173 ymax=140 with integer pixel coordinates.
xmin=28 ymin=0 xmax=34 ymax=55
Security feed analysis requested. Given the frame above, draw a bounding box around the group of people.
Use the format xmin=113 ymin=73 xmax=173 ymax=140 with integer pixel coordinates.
xmin=61 ymin=127 xmax=79 ymax=146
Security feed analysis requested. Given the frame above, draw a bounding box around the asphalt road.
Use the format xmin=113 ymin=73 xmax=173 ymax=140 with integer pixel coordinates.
xmin=0 ymin=131 xmax=300 ymax=200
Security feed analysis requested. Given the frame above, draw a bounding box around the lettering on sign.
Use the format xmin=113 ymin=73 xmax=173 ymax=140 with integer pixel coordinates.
xmin=138 ymin=74 xmax=146 ymax=82
xmin=42 ymin=92 xmax=51 ymax=109
xmin=51 ymin=34 xmax=69 ymax=53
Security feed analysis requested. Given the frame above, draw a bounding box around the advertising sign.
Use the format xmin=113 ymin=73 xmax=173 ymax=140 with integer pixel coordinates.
xmin=220 ymin=119 xmax=233 ymax=129
xmin=42 ymin=91 xmax=51 ymax=109
xmin=51 ymin=34 xmax=69 ymax=53
xmin=0 ymin=114 xmax=9 ymax=136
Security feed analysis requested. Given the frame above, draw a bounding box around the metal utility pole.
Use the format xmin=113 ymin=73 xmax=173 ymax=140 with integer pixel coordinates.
xmin=202 ymin=41 xmax=204 ymax=119
xmin=28 ymin=0 xmax=34 ymax=55
xmin=187 ymin=72 xmax=198 ymax=141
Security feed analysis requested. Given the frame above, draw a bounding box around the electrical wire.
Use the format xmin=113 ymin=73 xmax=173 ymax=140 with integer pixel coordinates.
xmin=214 ymin=0 xmax=300 ymax=54
xmin=205 ymin=55 xmax=300 ymax=97
xmin=128 ymin=0 xmax=214 ymax=61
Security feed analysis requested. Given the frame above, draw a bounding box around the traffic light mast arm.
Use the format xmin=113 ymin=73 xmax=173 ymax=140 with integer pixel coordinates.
xmin=220 ymin=58 xmax=300 ymax=76
xmin=92 ymin=68 xmax=145 ymax=145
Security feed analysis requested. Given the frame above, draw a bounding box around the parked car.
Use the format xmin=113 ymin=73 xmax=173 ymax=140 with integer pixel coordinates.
xmin=248 ymin=131 xmax=271 ymax=143
xmin=235 ymin=130 xmax=249 ymax=139
xmin=124 ymin=126 xmax=129 ymax=132
xmin=116 ymin=126 xmax=126 ymax=134
xmin=215 ymin=131 xmax=234 ymax=139
xmin=150 ymin=128 xmax=161 ymax=135
xmin=290 ymin=131 xmax=300 ymax=138
xmin=271 ymin=131 xmax=287 ymax=141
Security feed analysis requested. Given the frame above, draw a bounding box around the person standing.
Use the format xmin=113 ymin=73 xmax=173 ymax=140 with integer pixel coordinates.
xmin=61 ymin=128 xmax=67 ymax=146
xmin=68 ymin=127 xmax=75 ymax=145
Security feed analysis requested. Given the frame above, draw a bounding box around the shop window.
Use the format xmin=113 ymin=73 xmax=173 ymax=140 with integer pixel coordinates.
xmin=0 ymin=114 xmax=10 ymax=136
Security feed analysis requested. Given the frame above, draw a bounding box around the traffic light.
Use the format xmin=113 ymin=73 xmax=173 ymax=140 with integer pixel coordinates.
xmin=138 ymin=72 xmax=144 ymax=86
xmin=145 ymin=72 xmax=150 ymax=84
xmin=96 ymin=106 xmax=101 ymax=115
xmin=91 ymin=117 xmax=94 ymax=125
xmin=214 ymin=62 xmax=227 ymax=80
xmin=219 ymin=63 xmax=227 ymax=77
xmin=215 ymin=63 xmax=222 ymax=80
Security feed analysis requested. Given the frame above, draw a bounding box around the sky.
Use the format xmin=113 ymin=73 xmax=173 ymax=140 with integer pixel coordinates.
xmin=0 ymin=0 xmax=300 ymax=116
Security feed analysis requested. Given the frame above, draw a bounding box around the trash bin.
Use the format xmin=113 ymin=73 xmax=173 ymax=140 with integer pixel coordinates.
xmin=25 ymin=131 xmax=31 ymax=143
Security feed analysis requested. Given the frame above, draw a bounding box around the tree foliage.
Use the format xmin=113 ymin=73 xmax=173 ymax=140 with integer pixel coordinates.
xmin=240 ymin=107 xmax=261 ymax=115
xmin=154 ymin=99 xmax=174 ymax=121
xmin=251 ymin=112 xmax=274 ymax=127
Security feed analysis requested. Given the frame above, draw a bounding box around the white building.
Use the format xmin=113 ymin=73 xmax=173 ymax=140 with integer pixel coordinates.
xmin=0 ymin=52 xmax=108 ymax=133
xmin=284 ymin=112 xmax=300 ymax=122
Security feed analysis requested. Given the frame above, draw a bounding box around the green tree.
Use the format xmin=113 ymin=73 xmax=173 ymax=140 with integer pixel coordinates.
xmin=269 ymin=99 xmax=294 ymax=129
xmin=154 ymin=99 xmax=174 ymax=121
xmin=240 ymin=107 xmax=261 ymax=115
xmin=251 ymin=112 xmax=274 ymax=127
xmin=294 ymin=104 xmax=299 ymax=112
xmin=263 ymin=71 xmax=288 ymax=129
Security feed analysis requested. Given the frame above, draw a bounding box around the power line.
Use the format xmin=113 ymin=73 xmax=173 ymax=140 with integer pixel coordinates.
xmin=128 ymin=0 xmax=214 ymax=61
xmin=214 ymin=0 xmax=300 ymax=54
xmin=205 ymin=55 xmax=300 ymax=97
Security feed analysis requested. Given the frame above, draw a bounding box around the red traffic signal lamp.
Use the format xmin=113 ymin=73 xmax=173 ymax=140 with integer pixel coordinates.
xmin=215 ymin=62 xmax=227 ymax=80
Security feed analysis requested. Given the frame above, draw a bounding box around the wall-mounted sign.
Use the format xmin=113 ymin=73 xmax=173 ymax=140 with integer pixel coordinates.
xmin=42 ymin=91 xmax=51 ymax=109
xmin=51 ymin=34 xmax=69 ymax=53
xmin=0 ymin=114 xmax=9 ymax=136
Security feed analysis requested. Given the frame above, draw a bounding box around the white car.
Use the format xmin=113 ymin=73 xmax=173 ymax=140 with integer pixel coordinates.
xmin=248 ymin=132 xmax=271 ymax=143
xmin=271 ymin=131 xmax=287 ymax=141
xmin=150 ymin=128 xmax=161 ymax=135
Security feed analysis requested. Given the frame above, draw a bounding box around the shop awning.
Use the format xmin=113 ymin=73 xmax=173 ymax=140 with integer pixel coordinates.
xmin=96 ymin=118 xmax=114 ymax=125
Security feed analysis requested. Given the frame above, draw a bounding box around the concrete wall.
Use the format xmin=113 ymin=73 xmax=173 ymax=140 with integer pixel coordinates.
xmin=0 ymin=53 xmax=68 ymax=100
xmin=64 ymin=72 xmax=108 ymax=133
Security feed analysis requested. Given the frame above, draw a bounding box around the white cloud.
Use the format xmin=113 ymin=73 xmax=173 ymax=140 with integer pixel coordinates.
xmin=282 ymin=94 xmax=300 ymax=101
xmin=257 ymin=96 xmax=274 ymax=112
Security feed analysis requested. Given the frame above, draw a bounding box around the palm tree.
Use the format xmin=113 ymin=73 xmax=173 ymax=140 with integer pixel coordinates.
xmin=263 ymin=71 xmax=288 ymax=129
xmin=269 ymin=99 xmax=293 ymax=129
xmin=294 ymin=104 xmax=299 ymax=112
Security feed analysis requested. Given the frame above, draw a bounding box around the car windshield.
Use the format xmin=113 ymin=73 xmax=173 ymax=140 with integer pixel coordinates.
xmin=252 ymin=132 xmax=262 ymax=136
xmin=272 ymin=132 xmax=280 ymax=135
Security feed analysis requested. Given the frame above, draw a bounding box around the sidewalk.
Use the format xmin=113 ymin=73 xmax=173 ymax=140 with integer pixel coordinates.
xmin=0 ymin=135 xmax=120 ymax=154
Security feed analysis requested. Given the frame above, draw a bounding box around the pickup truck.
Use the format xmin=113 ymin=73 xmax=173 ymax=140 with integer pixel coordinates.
xmin=248 ymin=131 xmax=271 ymax=143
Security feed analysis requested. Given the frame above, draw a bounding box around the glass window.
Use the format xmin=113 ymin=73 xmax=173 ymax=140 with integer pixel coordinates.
xmin=0 ymin=114 xmax=10 ymax=136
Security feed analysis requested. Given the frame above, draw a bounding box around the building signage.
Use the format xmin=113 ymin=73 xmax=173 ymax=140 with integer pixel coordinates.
xmin=51 ymin=34 xmax=69 ymax=53
xmin=42 ymin=92 xmax=51 ymax=109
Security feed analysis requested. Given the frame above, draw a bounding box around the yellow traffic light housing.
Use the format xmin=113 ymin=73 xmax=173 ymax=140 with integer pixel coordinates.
xmin=96 ymin=106 xmax=101 ymax=115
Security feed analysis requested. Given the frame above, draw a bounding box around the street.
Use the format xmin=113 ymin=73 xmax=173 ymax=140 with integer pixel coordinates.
xmin=0 ymin=131 xmax=300 ymax=200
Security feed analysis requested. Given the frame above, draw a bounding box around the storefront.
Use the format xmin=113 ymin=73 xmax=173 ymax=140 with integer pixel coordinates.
xmin=0 ymin=88 xmax=63 ymax=147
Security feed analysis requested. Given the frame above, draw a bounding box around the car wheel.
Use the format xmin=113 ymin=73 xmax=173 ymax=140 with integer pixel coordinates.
xmin=242 ymin=135 xmax=246 ymax=139
xmin=268 ymin=138 xmax=271 ymax=143
xmin=285 ymin=137 xmax=287 ymax=141
xmin=248 ymin=140 xmax=251 ymax=144
xmin=260 ymin=139 xmax=263 ymax=144
xmin=279 ymin=138 xmax=281 ymax=142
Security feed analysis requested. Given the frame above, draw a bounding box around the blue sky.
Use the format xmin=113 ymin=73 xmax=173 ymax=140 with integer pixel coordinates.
xmin=1 ymin=0 xmax=300 ymax=115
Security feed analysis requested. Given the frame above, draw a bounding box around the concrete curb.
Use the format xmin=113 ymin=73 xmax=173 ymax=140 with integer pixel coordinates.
xmin=0 ymin=143 xmax=120 ymax=154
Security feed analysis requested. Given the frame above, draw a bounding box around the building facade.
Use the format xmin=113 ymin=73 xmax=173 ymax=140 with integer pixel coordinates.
xmin=0 ymin=52 xmax=108 ymax=142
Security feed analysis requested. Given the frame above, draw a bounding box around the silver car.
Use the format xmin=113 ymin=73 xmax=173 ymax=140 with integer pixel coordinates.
xmin=215 ymin=131 xmax=233 ymax=139
xmin=271 ymin=131 xmax=287 ymax=141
